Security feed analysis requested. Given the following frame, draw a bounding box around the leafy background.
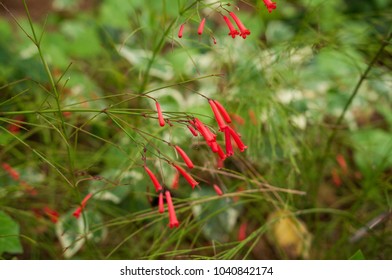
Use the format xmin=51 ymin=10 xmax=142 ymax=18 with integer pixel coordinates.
xmin=0 ymin=0 xmax=391 ymax=259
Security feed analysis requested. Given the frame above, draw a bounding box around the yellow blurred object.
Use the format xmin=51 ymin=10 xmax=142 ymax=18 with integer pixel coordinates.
xmin=267 ymin=210 xmax=312 ymax=259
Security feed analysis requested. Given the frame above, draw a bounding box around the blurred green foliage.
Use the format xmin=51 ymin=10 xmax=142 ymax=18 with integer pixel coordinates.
xmin=0 ymin=0 xmax=391 ymax=259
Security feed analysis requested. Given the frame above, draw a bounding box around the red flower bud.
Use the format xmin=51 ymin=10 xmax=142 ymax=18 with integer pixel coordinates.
xmin=173 ymin=164 xmax=199 ymax=189
xmin=224 ymin=127 xmax=234 ymax=156
xmin=213 ymin=100 xmax=232 ymax=123
xmin=228 ymin=126 xmax=247 ymax=152
xmin=178 ymin=23 xmax=185 ymax=38
xmin=175 ymin=145 xmax=194 ymax=169
xmin=197 ymin=18 xmax=206 ymax=35
xmin=213 ymin=184 xmax=223 ymax=196
xmin=165 ymin=191 xmax=179 ymax=228
xmin=155 ymin=101 xmax=165 ymax=127
xmin=144 ymin=165 xmax=163 ymax=192
xmin=209 ymin=99 xmax=227 ymax=131
xmin=158 ymin=192 xmax=165 ymax=213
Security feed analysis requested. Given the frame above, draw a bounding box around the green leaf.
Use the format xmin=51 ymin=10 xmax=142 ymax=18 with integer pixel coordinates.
xmin=56 ymin=210 xmax=107 ymax=258
xmin=349 ymin=249 xmax=365 ymax=260
xmin=0 ymin=211 xmax=23 ymax=255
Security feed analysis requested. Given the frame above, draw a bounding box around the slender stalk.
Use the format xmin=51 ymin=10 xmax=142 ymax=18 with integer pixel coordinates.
xmin=21 ymin=0 xmax=77 ymax=185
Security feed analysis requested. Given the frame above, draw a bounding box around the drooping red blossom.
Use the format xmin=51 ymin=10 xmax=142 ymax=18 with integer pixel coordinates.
xmin=262 ymin=0 xmax=277 ymax=13
xmin=224 ymin=127 xmax=234 ymax=157
xmin=187 ymin=125 xmax=198 ymax=136
xmin=213 ymin=184 xmax=223 ymax=196
xmin=171 ymin=171 xmax=180 ymax=189
xmin=209 ymin=99 xmax=227 ymax=131
xmin=216 ymin=144 xmax=227 ymax=160
xmin=213 ymin=100 xmax=232 ymax=123
xmin=43 ymin=206 xmax=60 ymax=223
xmin=158 ymin=192 xmax=165 ymax=213
xmin=223 ymin=15 xmax=239 ymax=38
xmin=336 ymin=154 xmax=348 ymax=175
xmin=73 ymin=193 xmax=93 ymax=219
xmin=178 ymin=23 xmax=185 ymax=38
xmin=229 ymin=12 xmax=250 ymax=39
xmin=144 ymin=165 xmax=163 ymax=192
xmin=165 ymin=190 xmax=179 ymax=228
xmin=194 ymin=118 xmax=214 ymax=143
xmin=228 ymin=126 xmax=248 ymax=152
xmin=238 ymin=222 xmax=248 ymax=241
xmin=173 ymin=164 xmax=199 ymax=189
xmin=204 ymin=125 xmax=217 ymax=143
xmin=2 ymin=163 xmax=20 ymax=181
xmin=175 ymin=145 xmax=194 ymax=169
xmin=155 ymin=101 xmax=165 ymax=127
xmin=197 ymin=18 xmax=206 ymax=35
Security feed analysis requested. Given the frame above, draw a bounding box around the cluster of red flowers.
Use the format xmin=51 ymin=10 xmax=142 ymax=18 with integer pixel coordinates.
xmin=178 ymin=11 xmax=251 ymax=41
xmin=178 ymin=1 xmax=277 ymax=41
xmin=143 ymin=98 xmax=247 ymax=228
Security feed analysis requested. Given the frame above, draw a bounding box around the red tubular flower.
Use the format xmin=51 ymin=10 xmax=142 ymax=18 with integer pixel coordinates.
xmin=187 ymin=125 xmax=198 ymax=136
xmin=173 ymin=164 xmax=199 ymax=189
xmin=209 ymin=99 xmax=227 ymax=131
xmin=2 ymin=163 xmax=20 ymax=181
xmin=171 ymin=171 xmax=180 ymax=189
xmin=228 ymin=126 xmax=248 ymax=152
xmin=213 ymin=100 xmax=232 ymax=123
xmin=73 ymin=193 xmax=93 ymax=219
xmin=213 ymin=184 xmax=223 ymax=196
xmin=197 ymin=18 xmax=206 ymax=35
xmin=158 ymin=192 xmax=165 ymax=213
xmin=229 ymin=12 xmax=250 ymax=39
xmin=262 ymin=0 xmax=277 ymax=13
xmin=155 ymin=101 xmax=165 ymax=127
xmin=144 ymin=166 xmax=163 ymax=192
xmin=216 ymin=144 xmax=227 ymax=160
xmin=175 ymin=145 xmax=194 ymax=169
xmin=43 ymin=206 xmax=59 ymax=223
xmin=165 ymin=190 xmax=179 ymax=228
xmin=224 ymin=127 xmax=234 ymax=156
xmin=178 ymin=23 xmax=185 ymax=38
xmin=238 ymin=222 xmax=248 ymax=241
xmin=223 ymin=15 xmax=239 ymax=38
